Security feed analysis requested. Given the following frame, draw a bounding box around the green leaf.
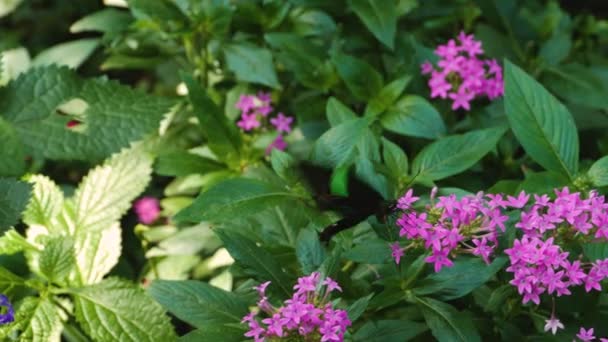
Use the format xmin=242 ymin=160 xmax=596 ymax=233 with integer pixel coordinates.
xmin=296 ymin=228 xmax=325 ymax=274
xmin=0 ymin=178 xmax=31 ymax=230
xmin=290 ymin=8 xmax=337 ymax=37
xmin=344 ymin=238 xmax=391 ymax=264
xmin=0 ymin=266 xmax=25 ymax=295
xmin=365 ymin=76 xmax=412 ymax=117
xmin=413 ymin=257 xmax=507 ymax=300
xmin=32 ymin=38 xmax=100 ymax=69
xmin=354 ymin=320 xmax=428 ymax=342
xmin=382 ymin=137 xmax=408 ymax=178
xmin=175 ymin=178 xmax=306 ymax=224
xmin=583 ymin=243 xmax=608 ymax=262
xmin=74 ymin=146 xmax=152 ymax=233
xmin=543 ymin=64 xmax=608 ymax=110
xmin=127 ymin=0 xmax=187 ymax=23
xmin=588 ymin=156 xmax=608 ymax=187
xmin=179 ymin=325 xmax=245 ymax=342
xmin=22 ymin=175 xmax=64 ymax=227
xmin=38 ymin=237 xmax=76 ymax=284
xmin=348 ymin=0 xmax=398 ymax=49
xmin=265 ymin=33 xmax=335 ymax=91
xmin=182 ymin=74 xmax=242 ymax=165
xmin=504 ymin=60 xmax=579 ymax=180
xmin=70 ymin=8 xmax=133 ymax=33
xmin=411 ymin=127 xmax=506 ymax=181
xmin=380 ymin=95 xmax=446 ymax=139
xmin=1 ymin=66 xmax=173 ymax=161
xmin=0 ymin=229 xmax=34 ymax=255
xmin=215 ymin=229 xmax=293 ymax=297
xmin=70 ymin=147 xmax=152 ymax=285
xmin=0 ymin=118 xmax=26 ymax=176
xmin=149 ymin=280 xmax=249 ymax=328
xmin=416 ymin=296 xmax=481 ymax=342
xmin=311 ymin=118 xmax=371 ymax=168
xmin=270 ymin=149 xmax=297 ymax=182
xmin=223 ymin=43 xmax=280 ymax=88
xmin=326 ymin=97 xmax=357 ymax=126
xmin=516 ymin=171 xmax=569 ymax=194
xmin=0 ymin=297 xmax=64 ymax=342
xmin=347 ymin=293 xmax=374 ymax=323
xmin=155 ymin=152 xmax=225 ymax=177
xmin=332 ymin=52 xmax=383 ymax=101
xmin=72 ymin=278 xmax=176 ymax=342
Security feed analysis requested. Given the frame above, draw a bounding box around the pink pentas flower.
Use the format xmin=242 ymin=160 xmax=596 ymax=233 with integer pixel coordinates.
xmin=544 ymin=316 xmax=564 ymax=335
xmin=577 ymin=327 xmax=596 ymax=342
xmin=422 ymin=31 xmax=503 ymax=111
xmin=265 ymin=135 xmax=287 ymax=155
xmin=237 ymin=112 xmax=261 ymax=131
xmin=242 ymin=273 xmax=351 ymax=341
xmin=390 ymin=242 xmax=404 ymax=264
xmin=270 ymin=113 xmax=293 ymax=133
xmin=133 ymin=197 xmax=160 ymax=224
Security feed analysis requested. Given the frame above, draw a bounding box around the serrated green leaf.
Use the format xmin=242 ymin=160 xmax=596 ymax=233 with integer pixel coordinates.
xmin=296 ymin=228 xmax=325 ymax=274
xmin=354 ymin=319 xmax=427 ymax=342
xmin=149 ymin=280 xmax=249 ymax=328
xmin=69 ymin=147 xmax=151 ymax=285
xmin=380 ymin=95 xmax=446 ymax=139
xmin=223 ymin=43 xmax=280 ymax=88
xmin=504 ymin=60 xmax=579 ymax=180
xmin=38 ymin=236 xmax=75 ymax=285
xmin=349 ymin=0 xmax=398 ymax=49
xmin=332 ymin=53 xmax=383 ymax=101
xmin=32 ymin=39 xmax=99 ymax=69
xmin=1 ymin=66 xmax=173 ymax=161
xmin=0 ymin=266 xmax=25 ymax=295
xmin=588 ymin=156 xmax=608 ymax=187
xmin=416 ymin=296 xmax=481 ymax=342
xmin=215 ymin=229 xmax=293 ymax=297
xmin=175 ymin=178 xmax=306 ymax=224
xmin=413 ymin=257 xmax=507 ymax=300
xmin=0 ymin=229 xmax=35 ymax=255
xmin=72 ymin=278 xmax=176 ymax=342
xmin=0 ymin=118 xmax=26 ymax=176
xmin=412 ymin=127 xmax=506 ymax=181
xmin=22 ymin=175 xmax=64 ymax=227
xmin=0 ymin=178 xmax=31 ymax=230
xmin=181 ymin=74 xmax=242 ymax=165
xmin=0 ymin=297 xmax=64 ymax=342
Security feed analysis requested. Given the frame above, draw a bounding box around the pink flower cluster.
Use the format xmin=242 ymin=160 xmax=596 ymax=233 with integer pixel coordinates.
xmin=421 ymin=32 xmax=504 ymax=111
xmin=505 ymin=188 xmax=608 ymax=305
xmin=393 ymin=189 xmax=519 ymax=272
xmin=242 ymin=272 xmax=351 ymax=342
xmin=236 ymin=92 xmax=294 ymax=154
xmin=133 ymin=196 xmax=161 ymax=224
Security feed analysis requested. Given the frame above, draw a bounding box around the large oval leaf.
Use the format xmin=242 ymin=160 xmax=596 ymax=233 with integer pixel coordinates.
xmin=411 ymin=126 xmax=506 ymax=181
xmin=380 ymin=95 xmax=446 ymax=139
xmin=416 ymin=297 xmax=481 ymax=342
xmin=504 ymin=60 xmax=579 ymax=180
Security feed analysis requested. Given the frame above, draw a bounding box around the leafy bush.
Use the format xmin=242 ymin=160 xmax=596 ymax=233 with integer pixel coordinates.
xmin=1 ymin=0 xmax=608 ymax=341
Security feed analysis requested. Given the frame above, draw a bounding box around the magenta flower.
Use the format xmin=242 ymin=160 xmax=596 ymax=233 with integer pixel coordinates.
xmin=577 ymin=327 xmax=596 ymax=342
xmin=390 ymin=243 xmax=404 ymax=264
xmin=265 ymin=135 xmax=287 ymax=155
xmin=397 ymin=189 xmax=419 ymax=210
xmin=133 ymin=197 xmax=161 ymax=224
xmin=236 ymin=94 xmax=257 ymax=114
xmin=237 ymin=112 xmax=261 ymax=131
xmin=422 ymin=31 xmax=503 ymax=111
xmin=270 ymin=113 xmax=293 ymax=133
xmin=242 ymin=273 xmax=351 ymax=342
